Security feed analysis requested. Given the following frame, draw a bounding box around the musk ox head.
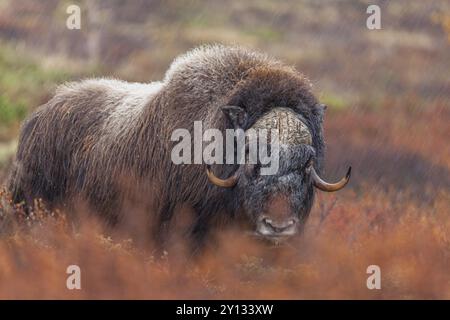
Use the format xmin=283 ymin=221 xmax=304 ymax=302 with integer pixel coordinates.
xmin=207 ymin=106 xmax=351 ymax=243
xmin=165 ymin=44 xmax=351 ymax=243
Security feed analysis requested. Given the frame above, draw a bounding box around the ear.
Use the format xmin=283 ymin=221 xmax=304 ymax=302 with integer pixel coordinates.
xmin=220 ymin=105 xmax=248 ymax=129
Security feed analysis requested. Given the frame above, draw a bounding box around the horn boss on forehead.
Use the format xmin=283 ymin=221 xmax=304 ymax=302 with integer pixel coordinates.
xmin=249 ymin=107 xmax=312 ymax=145
xmin=205 ymin=107 xmax=313 ymax=187
xmin=249 ymin=106 xmax=351 ymax=193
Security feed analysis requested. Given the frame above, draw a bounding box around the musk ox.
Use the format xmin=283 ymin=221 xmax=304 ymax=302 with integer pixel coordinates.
xmin=7 ymin=45 xmax=350 ymax=247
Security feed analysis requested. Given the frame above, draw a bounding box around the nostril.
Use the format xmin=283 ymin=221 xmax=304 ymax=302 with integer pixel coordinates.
xmin=261 ymin=217 xmax=297 ymax=233
xmin=262 ymin=218 xmax=273 ymax=226
xmin=280 ymin=219 xmax=297 ymax=230
xmin=286 ymin=219 xmax=296 ymax=227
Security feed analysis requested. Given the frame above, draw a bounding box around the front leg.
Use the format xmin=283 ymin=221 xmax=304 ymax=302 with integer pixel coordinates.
xmin=189 ymin=197 xmax=236 ymax=256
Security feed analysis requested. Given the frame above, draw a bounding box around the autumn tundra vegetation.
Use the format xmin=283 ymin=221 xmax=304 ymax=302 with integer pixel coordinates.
xmin=0 ymin=0 xmax=449 ymax=299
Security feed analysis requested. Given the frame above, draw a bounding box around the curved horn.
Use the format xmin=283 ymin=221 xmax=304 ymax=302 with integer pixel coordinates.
xmin=206 ymin=165 xmax=239 ymax=188
xmin=310 ymin=166 xmax=351 ymax=192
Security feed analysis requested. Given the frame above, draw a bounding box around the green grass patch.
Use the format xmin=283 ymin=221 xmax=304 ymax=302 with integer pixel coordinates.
xmin=319 ymin=92 xmax=349 ymax=111
xmin=243 ymin=26 xmax=282 ymax=42
xmin=0 ymin=96 xmax=27 ymax=125
xmin=0 ymin=42 xmax=72 ymax=105
xmin=0 ymin=42 xmax=74 ymax=135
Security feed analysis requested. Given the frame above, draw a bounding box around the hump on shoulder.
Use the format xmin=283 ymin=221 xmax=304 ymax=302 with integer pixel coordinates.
xmin=163 ymin=44 xmax=285 ymax=85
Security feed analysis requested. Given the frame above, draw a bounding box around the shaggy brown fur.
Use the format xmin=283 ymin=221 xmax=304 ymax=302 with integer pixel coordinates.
xmin=7 ymin=45 xmax=325 ymax=247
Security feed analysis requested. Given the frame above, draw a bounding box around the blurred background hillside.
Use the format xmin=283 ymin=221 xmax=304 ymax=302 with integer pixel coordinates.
xmin=0 ymin=0 xmax=449 ymax=299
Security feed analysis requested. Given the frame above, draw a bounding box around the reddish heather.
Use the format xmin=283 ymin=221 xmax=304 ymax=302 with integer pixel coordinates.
xmin=0 ymin=103 xmax=448 ymax=299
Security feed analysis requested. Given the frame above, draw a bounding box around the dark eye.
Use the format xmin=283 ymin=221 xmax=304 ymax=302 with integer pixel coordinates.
xmin=305 ymin=157 xmax=314 ymax=173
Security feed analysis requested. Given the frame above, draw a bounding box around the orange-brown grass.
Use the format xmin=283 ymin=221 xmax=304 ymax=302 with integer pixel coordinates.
xmin=0 ymin=103 xmax=448 ymax=299
xmin=0 ymin=185 xmax=448 ymax=300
